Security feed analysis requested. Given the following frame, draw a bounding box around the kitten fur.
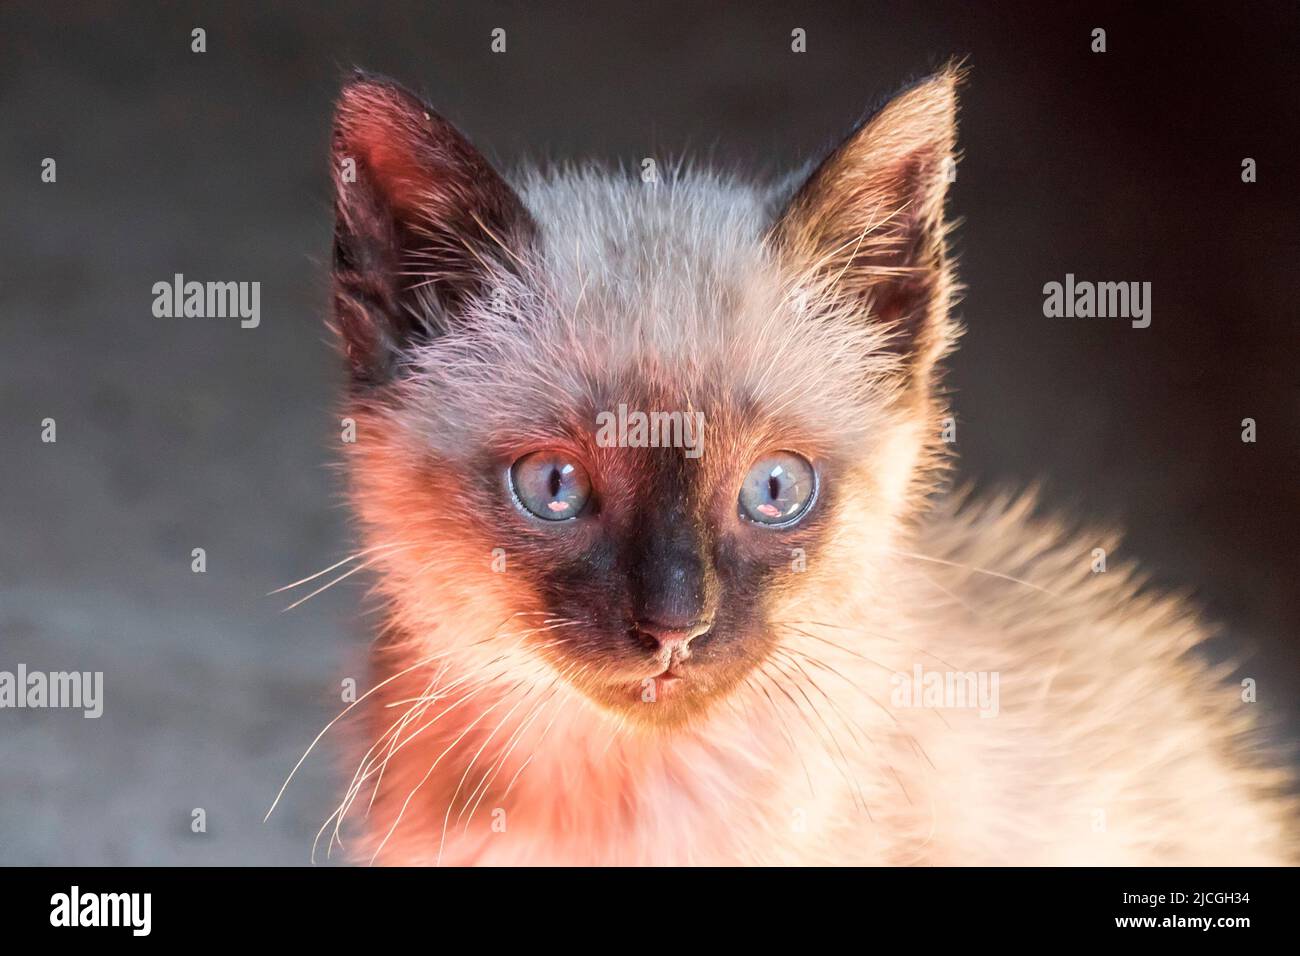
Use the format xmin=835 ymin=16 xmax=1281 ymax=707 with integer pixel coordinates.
xmin=311 ymin=65 xmax=1296 ymax=865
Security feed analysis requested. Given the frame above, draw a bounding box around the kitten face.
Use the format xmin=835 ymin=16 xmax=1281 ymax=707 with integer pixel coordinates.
xmin=468 ymin=393 xmax=844 ymax=726
xmin=331 ymin=68 xmax=959 ymax=729
xmin=497 ymin=437 xmax=831 ymax=723
xmin=355 ymin=293 xmax=908 ymax=727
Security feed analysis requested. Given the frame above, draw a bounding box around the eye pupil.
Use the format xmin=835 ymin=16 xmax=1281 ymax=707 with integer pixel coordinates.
xmin=548 ymin=467 xmax=562 ymax=498
xmin=768 ymin=475 xmax=781 ymax=500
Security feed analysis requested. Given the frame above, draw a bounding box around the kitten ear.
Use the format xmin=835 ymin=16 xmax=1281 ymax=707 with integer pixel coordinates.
xmin=771 ymin=66 xmax=962 ymax=383
xmin=330 ymin=71 xmax=536 ymax=386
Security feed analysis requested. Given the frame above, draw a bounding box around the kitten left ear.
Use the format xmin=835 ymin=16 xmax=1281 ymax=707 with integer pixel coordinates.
xmin=771 ymin=65 xmax=963 ymax=383
xmin=330 ymin=71 xmax=536 ymax=387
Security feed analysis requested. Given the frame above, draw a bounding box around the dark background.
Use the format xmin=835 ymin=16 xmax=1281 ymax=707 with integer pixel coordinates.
xmin=1 ymin=1 xmax=1296 ymax=863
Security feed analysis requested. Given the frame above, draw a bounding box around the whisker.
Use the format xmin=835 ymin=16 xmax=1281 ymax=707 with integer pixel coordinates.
xmin=280 ymin=555 xmax=390 ymax=612
xmin=885 ymin=546 xmax=1058 ymax=596
xmin=435 ymin=680 xmax=544 ymax=862
xmin=265 ymin=650 xmax=445 ymax=823
xmin=747 ymin=671 xmax=816 ymax=799
xmin=456 ymin=678 xmax=561 ymax=834
xmin=268 ymin=543 xmax=409 ymax=596
xmin=762 ymin=659 xmax=869 ymax=817
xmin=368 ymin=678 xmax=530 ymax=865
xmin=318 ymin=667 xmax=509 ymax=863
xmin=779 ymin=639 xmax=940 ymax=769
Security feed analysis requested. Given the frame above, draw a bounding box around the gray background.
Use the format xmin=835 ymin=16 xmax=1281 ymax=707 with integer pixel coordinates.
xmin=1 ymin=1 xmax=1296 ymax=864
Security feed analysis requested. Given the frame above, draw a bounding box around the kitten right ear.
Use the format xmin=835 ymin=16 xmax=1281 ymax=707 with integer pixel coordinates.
xmin=770 ymin=65 xmax=963 ymax=388
xmin=330 ymin=72 xmax=536 ymax=387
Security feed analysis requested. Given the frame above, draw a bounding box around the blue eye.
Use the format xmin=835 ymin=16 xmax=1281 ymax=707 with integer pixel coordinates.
xmin=739 ymin=452 xmax=817 ymax=526
xmin=510 ymin=452 xmax=591 ymax=521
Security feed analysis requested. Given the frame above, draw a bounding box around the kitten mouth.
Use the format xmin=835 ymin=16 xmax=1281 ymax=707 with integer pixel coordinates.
xmin=640 ymin=664 xmax=689 ymax=702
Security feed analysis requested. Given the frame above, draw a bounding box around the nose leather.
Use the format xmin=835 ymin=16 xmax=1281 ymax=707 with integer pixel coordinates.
xmin=629 ymin=517 xmax=719 ymax=644
xmin=634 ymin=618 xmax=711 ymax=655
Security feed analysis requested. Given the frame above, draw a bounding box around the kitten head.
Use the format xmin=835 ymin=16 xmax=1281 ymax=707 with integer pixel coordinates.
xmin=330 ymin=67 xmax=961 ymax=728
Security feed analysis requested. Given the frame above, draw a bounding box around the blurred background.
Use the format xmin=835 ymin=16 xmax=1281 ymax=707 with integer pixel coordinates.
xmin=0 ymin=0 xmax=1296 ymax=864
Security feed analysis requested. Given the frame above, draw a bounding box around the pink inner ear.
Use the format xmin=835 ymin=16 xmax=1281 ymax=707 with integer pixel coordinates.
xmin=338 ymin=89 xmax=435 ymax=219
xmin=363 ymin=136 xmax=429 ymax=207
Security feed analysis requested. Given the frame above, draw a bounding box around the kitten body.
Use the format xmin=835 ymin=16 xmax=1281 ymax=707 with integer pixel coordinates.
xmin=321 ymin=69 xmax=1294 ymax=865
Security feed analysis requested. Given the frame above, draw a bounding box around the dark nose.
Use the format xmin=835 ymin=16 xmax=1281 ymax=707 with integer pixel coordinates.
xmin=628 ymin=528 xmax=719 ymax=657
xmin=634 ymin=618 xmax=711 ymax=655
xmin=626 ymin=471 xmax=719 ymax=656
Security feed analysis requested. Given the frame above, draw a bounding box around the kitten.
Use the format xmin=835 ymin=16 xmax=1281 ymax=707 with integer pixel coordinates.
xmin=318 ymin=66 xmax=1295 ymax=865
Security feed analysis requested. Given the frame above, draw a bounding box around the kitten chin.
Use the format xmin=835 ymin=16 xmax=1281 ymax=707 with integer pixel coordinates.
xmin=312 ymin=66 xmax=1297 ymax=866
